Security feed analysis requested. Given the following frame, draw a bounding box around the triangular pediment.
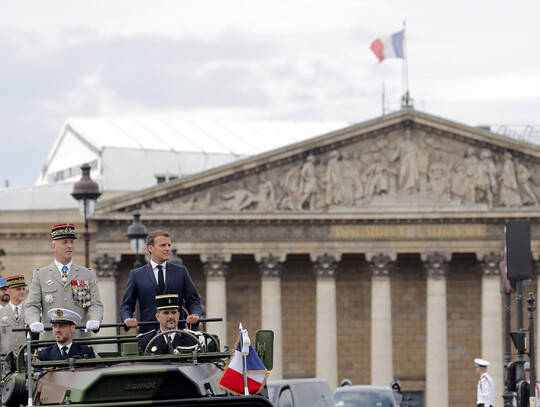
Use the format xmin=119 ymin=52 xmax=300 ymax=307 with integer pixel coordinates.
xmin=96 ymin=109 xmax=540 ymax=218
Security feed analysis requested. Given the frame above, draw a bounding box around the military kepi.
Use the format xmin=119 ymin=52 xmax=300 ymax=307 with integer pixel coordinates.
xmin=47 ymin=308 xmax=82 ymax=325
xmin=6 ymin=275 xmax=26 ymax=288
xmin=156 ymin=294 xmax=179 ymax=310
xmin=474 ymin=358 xmax=490 ymax=367
xmin=51 ymin=223 xmax=77 ymax=240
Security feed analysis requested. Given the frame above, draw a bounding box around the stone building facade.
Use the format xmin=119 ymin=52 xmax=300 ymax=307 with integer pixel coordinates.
xmin=3 ymin=109 xmax=540 ymax=407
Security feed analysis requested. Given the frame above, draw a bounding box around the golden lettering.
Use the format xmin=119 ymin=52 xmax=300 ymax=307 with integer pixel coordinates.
xmin=331 ymin=224 xmax=486 ymax=239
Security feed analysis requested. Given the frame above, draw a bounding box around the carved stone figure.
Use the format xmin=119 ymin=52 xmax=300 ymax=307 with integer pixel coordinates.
xmin=325 ymin=150 xmax=343 ymax=206
xmin=278 ymin=166 xmax=301 ymax=211
xmin=256 ymin=174 xmax=277 ymax=211
xmin=516 ymin=162 xmax=540 ymax=206
xmin=499 ymin=152 xmax=522 ymax=207
xmin=364 ymin=153 xmax=391 ymax=199
xmin=475 ymin=149 xmax=498 ymax=207
xmin=218 ymin=187 xmax=255 ymax=211
xmin=298 ymin=155 xmax=319 ymax=210
xmin=218 ymin=175 xmax=276 ymax=211
xmin=340 ymin=152 xmax=359 ymax=205
xmin=390 ymin=128 xmax=420 ymax=193
xmin=452 ymin=148 xmax=479 ymax=203
xmin=427 ymin=153 xmax=450 ymax=200
xmin=351 ymin=151 xmax=365 ymax=202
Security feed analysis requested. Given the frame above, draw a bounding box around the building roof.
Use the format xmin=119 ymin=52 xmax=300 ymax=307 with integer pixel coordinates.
xmin=0 ymin=117 xmax=349 ymax=210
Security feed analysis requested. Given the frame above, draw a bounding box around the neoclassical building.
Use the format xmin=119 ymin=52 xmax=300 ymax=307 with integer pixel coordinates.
xmin=2 ymin=108 xmax=540 ymax=407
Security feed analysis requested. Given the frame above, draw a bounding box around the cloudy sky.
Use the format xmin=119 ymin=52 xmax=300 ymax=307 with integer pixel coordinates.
xmin=1 ymin=0 xmax=539 ymax=187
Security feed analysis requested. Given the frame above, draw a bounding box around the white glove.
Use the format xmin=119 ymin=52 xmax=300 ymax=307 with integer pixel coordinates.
xmin=30 ymin=322 xmax=45 ymax=333
xmin=85 ymin=320 xmax=100 ymax=332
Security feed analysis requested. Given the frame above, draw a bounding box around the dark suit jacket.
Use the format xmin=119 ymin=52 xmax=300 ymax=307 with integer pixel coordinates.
xmin=137 ymin=329 xmax=198 ymax=355
xmin=119 ymin=262 xmax=202 ymax=333
xmin=36 ymin=342 xmax=96 ymax=361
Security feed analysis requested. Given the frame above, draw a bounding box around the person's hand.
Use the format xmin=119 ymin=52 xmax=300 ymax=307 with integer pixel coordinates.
xmin=186 ymin=314 xmax=199 ymax=325
xmin=85 ymin=320 xmax=100 ymax=332
xmin=30 ymin=322 xmax=45 ymax=333
xmin=124 ymin=318 xmax=138 ymax=328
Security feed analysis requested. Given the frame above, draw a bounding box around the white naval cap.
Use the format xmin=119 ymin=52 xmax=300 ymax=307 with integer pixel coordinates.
xmin=47 ymin=308 xmax=82 ymax=325
xmin=474 ymin=358 xmax=490 ymax=367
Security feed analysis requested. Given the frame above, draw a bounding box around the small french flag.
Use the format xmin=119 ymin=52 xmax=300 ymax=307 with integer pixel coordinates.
xmin=370 ymin=30 xmax=405 ymax=63
xmin=218 ymin=324 xmax=269 ymax=396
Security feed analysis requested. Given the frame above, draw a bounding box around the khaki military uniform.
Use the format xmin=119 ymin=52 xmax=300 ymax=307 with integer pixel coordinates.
xmin=0 ymin=303 xmax=26 ymax=355
xmin=25 ymin=263 xmax=103 ymax=340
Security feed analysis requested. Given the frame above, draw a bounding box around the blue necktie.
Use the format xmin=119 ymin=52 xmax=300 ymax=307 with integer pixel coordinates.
xmin=157 ymin=265 xmax=165 ymax=293
xmin=61 ymin=265 xmax=68 ymax=283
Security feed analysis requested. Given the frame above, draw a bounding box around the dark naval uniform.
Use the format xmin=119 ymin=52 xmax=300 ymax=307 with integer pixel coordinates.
xmin=137 ymin=329 xmax=198 ymax=355
xmin=37 ymin=342 xmax=95 ymax=361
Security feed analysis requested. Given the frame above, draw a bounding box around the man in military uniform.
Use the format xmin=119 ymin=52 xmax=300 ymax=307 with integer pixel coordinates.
xmin=25 ymin=223 xmax=103 ymax=339
xmin=475 ymin=358 xmax=495 ymax=407
xmin=36 ymin=308 xmax=95 ymax=361
xmin=0 ymin=275 xmax=27 ymax=355
xmin=137 ymin=294 xmax=199 ymax=355
xmin=0 ymin=277 xmax=9 ymax=308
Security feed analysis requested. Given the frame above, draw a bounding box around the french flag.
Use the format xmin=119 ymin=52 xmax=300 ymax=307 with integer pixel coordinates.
xmin=218 ymin=325 xmax=269 ymax=395
xmin=370 ymin=30 xmax=405 ymax=63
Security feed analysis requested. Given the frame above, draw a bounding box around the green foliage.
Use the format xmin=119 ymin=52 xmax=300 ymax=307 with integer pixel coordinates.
xmin=0 ymin=248 xmax=5 ymax=271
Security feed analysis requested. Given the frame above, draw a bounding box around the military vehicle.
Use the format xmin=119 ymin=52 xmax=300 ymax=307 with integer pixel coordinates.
xmin=0 ymin=320 xmax=274 ymax=407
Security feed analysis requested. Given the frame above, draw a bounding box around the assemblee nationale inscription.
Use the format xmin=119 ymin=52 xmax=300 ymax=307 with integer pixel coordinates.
xmin=331 ymin=224 xmax=487 ymax=239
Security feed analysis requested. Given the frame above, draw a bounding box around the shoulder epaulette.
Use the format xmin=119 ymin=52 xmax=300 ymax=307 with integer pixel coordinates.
xmin=136 ymin=329 xmax=156 ymax=338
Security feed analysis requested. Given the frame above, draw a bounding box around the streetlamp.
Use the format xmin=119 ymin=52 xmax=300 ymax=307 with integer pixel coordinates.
xmin=126 ymin=210 xmax=147 ymax=268
xmin=71 ymin=163 xmax=101 ymax=268
xmin=169 ymin=247 xmax=183 ymax=266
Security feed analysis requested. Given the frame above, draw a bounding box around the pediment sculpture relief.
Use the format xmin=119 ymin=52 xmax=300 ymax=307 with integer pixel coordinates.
xmin=151 ymin=128 xmax=540 ymax=213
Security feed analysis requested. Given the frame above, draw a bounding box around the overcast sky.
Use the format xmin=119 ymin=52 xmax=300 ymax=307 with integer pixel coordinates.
xmin=1 ymin=0 xmax=539 ymax=187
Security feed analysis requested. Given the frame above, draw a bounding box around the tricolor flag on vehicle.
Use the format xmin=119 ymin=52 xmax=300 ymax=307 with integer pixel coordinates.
xmin=218 ymin=324 xmax=269 ymax=395
xmin=370 ymin=30 xmax=405 ymax=63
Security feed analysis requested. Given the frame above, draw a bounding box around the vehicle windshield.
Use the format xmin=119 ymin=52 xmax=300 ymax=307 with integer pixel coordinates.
xmin=335 ymin=389 xmax=395 ymax=407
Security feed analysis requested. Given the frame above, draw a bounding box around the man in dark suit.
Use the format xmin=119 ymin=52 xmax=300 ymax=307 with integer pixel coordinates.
xmin=137 ymin=294 xmax=199 ymax=355
xmin=36 ymin=308 xmax=95 ymax=361
xmin=120 ymin=230 xmax=202 ymax=333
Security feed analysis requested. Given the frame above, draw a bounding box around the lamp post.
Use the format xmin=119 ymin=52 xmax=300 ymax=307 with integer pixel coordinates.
xmin=169 ymin=247 xmax=183 ymax=266
xmin=71 ymin=163 xmax=101 ymax=268
xmin=126 ymin=210 xmax=148 ymax=268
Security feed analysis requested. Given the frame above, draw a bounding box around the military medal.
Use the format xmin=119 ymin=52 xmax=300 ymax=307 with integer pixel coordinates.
xmin=44 ymin=294 xmax=54 ymax=304
xmin=71 ymin=280 xmax=91 ymax=308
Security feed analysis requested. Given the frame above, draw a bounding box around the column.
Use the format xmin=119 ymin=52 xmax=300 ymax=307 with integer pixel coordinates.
xmin=202 ymin=253 xmax=229 ymax=350
xmin=425 ymin=253 xmax=449 ymax=407
xmin=537 ymin=263 xmax=540 ymax=375
xmin=257 ymin=253 xmax=285 ymax=380
xmin=94 ymin=253 xmax=118 ymax=325
xmin=481 ymin=252 xmax=503 ymax=407
xmin=94 ymin=253 xmax=118 ymax=351
xmin=369 ymin=253 xmax=394 ymax=385
xmin=313 ymin=253 xmax=339 ymax=389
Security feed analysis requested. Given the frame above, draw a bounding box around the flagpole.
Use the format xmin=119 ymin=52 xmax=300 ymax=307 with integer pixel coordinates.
xmin=382 ymin=82 xmax=385 ymax=115
xmin=403 ymin=20 xmax=408 ymax=98
xmin=240 ymin=323 xmax=249 ymax=395
xmin=401 ymin=20 xmax=413 ymax=108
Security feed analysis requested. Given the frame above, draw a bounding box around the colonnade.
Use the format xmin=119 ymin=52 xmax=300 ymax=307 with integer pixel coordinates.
xmin=95 ymin=250 xmax=508 ymax=407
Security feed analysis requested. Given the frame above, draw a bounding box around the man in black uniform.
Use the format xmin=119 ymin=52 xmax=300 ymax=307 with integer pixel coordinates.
xmin=137 ymin=294 xmax=199 ymax=355
xmin=36 ymin=308 xmax=95 ymax=361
